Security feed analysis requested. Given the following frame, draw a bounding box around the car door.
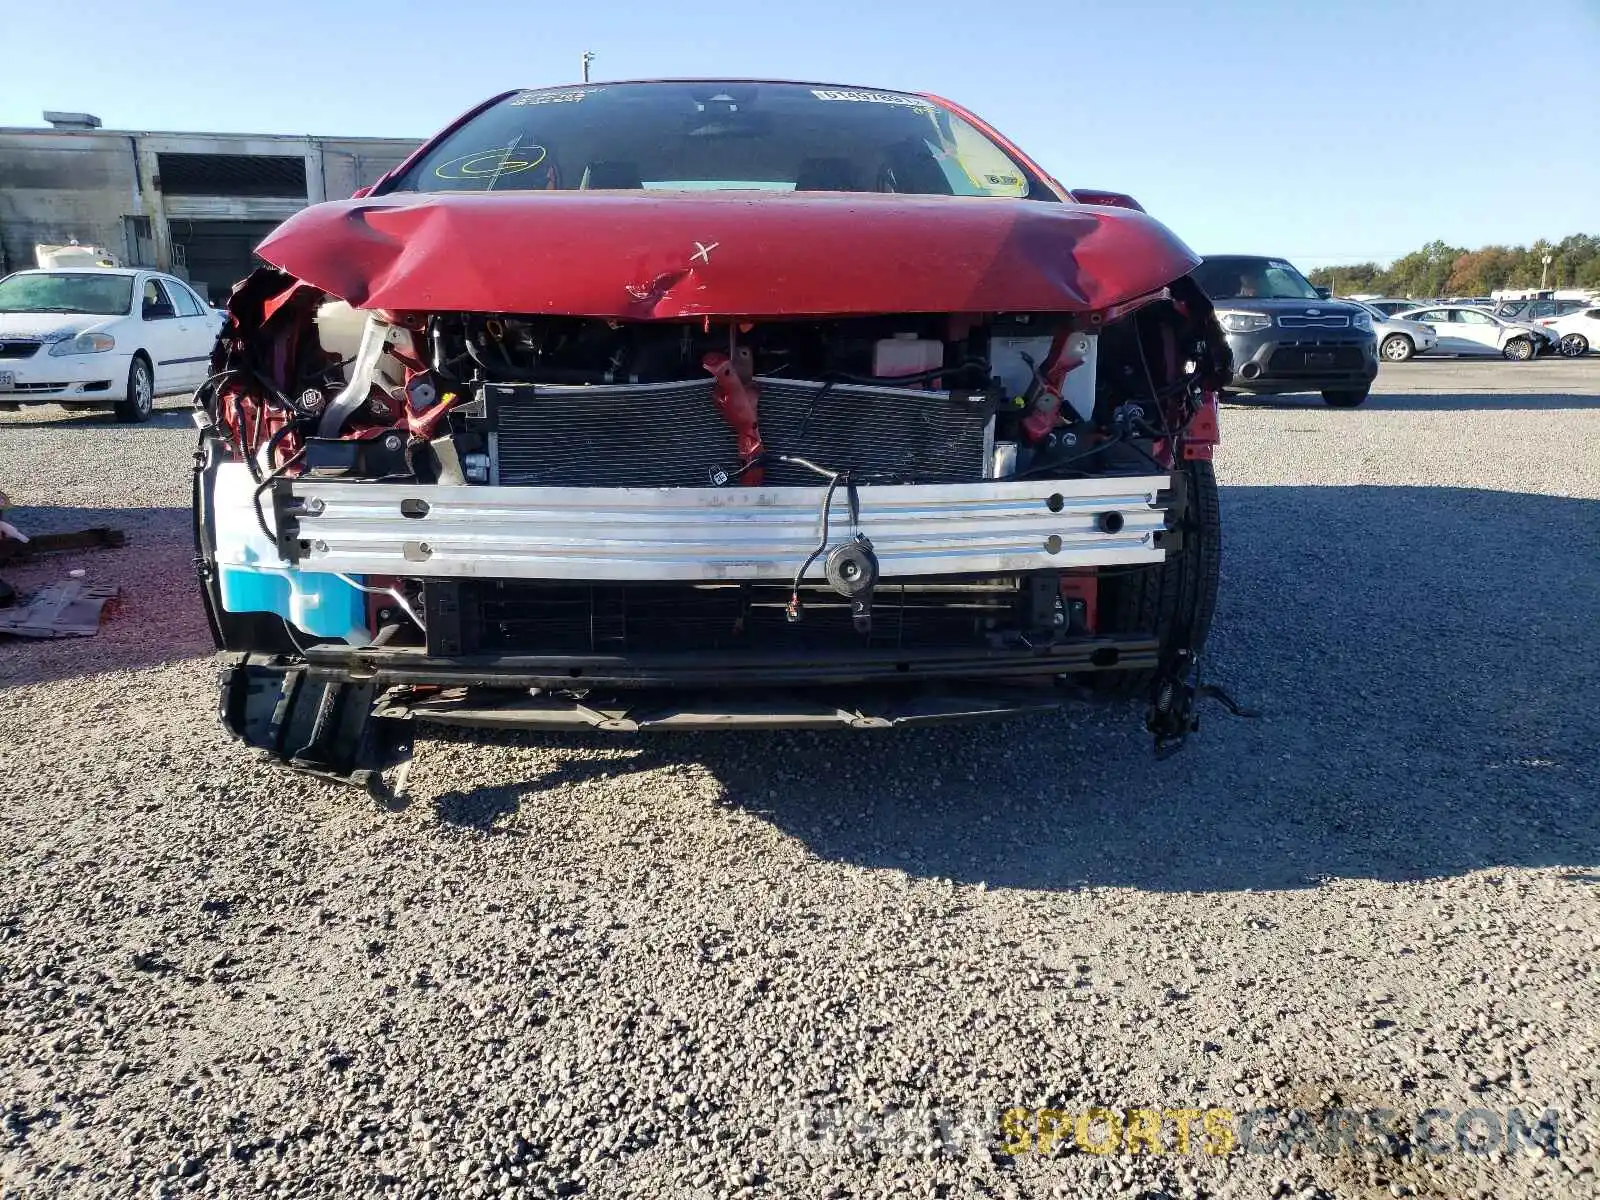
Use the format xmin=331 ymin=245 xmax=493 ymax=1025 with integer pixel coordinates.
xmin=161 ymin=278 xmax=215 ymax=387
xmin=1454 ymin=308 xmax=1504 ymax=353
xmin=136 ymin=277 xmax=187 ymax=392
xmin=1408 ymin=309 xmax=1462 ymax=352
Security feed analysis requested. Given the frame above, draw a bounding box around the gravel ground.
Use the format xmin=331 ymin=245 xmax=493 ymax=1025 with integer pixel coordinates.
xmin=1 ymin=360 xmax=1597 ymax=1200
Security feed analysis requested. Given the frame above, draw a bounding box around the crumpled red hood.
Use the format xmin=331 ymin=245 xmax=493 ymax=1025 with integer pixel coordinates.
xmin=254 ymin=191 xmax=1199 ymax=319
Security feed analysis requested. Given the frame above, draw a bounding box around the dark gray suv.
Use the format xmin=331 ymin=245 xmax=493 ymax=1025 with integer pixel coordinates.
xmin=1193 ymin=255 xmax=1379 ymax=407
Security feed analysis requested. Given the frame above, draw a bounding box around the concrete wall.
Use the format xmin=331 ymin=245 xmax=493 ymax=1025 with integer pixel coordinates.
xmin=0 ymin=132 xmax=145 ymax=276
xmin=0 ymin=127 xmax=421 ymax=277
xmin=317 ymin=139 xmax=419 ymax=200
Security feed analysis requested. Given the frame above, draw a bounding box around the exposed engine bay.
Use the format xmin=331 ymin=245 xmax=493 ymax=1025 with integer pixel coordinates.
xmin=195 ymin=267 xmax=1229 ymax=791
xmin=209 ymin=269 xmax=1222 ymax=479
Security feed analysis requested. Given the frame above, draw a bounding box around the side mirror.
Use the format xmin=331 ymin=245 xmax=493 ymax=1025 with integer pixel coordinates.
xmin=1069 ymin=188 xmax=1146 ymax=212
xmin=1315 ymin=286 xmax=1332 ymax=299
xmin=142 ymin=298 xmax=173 ymax=320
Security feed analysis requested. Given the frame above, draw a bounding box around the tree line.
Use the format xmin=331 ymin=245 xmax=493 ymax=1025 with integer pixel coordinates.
xmin=1307 ymin=234 xmax=1600 ymax=298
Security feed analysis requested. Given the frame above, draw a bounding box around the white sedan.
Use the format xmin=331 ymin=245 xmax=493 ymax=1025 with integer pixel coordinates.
xmin=1537 ymin=305 xmax=1600 ymax=357
xmin=0 ymin=268 xmax=224 ymax=422
xmin=1395 ymin=304 xmax=1561 ymax=361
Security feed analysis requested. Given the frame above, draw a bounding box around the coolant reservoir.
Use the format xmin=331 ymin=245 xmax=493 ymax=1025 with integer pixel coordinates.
xmin=873 ymin=333 xmax=943 ymax=379
xmin=314 ymin=300 xmax=369 ymax=380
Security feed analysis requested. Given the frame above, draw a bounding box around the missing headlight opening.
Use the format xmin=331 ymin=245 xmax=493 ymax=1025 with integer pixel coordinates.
xmin=191 ymin=80 xmax=1240 ymax=794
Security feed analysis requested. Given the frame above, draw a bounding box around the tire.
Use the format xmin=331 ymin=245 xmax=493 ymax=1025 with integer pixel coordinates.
xmin=1380 ymin=334 xmax=1414 ymax=362
xmin=1089 ymin=459 xmax=1220 ymax=697
xmin=1321 ymin=388 xmax=1370 ymax=407
xmin=1560 ymin=333 xmax=1589 ymax=357
xmin=1502 ymin=337 xmax=1534 ymax=362
xmin=115 ymin=356 xmax=154 ymax=423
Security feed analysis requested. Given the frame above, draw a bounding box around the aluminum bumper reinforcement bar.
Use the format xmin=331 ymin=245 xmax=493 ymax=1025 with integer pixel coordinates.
xmin=268 ymin=475 xmax=1177 ymax=582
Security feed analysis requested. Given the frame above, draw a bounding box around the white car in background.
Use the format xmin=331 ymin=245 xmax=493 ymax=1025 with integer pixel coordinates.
xmin=1396 ymin=303 xmax=1561 ymax=361
xmin=1536 ymin=305 xmax=1600 ymax=357
xmin=0 ymin=268 xmax=223 ymax=422
xmin=1345 ymin=300 xmax=1439 ymax=362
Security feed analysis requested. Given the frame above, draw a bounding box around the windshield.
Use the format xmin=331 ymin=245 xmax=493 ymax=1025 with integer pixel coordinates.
xmin=1192 ymin=256 xmax=1321 ymax=301
xmin=0 ymin=272 xmax=134 ymax=316
xmin=382 ymin=82 xmax=1044 ymax=199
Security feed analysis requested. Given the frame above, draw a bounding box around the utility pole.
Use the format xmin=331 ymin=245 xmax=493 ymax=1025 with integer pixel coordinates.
xmin=581 ymin=51 xmax=595 ymax=83
xmin=1540 ymin=254 xmax=1553 ymax=290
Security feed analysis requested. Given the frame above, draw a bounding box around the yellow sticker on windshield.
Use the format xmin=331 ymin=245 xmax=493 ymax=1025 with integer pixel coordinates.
xmin=434 ymin=146 xmax=549 ymax=180
xmin=939 ymin=119 xmax=1028 ymax=197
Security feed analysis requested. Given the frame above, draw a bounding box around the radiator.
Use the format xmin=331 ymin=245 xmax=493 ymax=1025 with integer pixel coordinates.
xmin=485 ymin=377 xmax=994 ymax=488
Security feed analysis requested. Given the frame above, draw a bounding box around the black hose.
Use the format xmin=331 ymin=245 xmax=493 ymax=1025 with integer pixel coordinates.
xmin=1009 ymin=436 xmax=1121 ymax=479
xmin=428 ymin=319 xmax=460 ymax=384
xmin=824 ymin=357 xmax=988 ymax=388
xmin=231 ymin=415 xmax=262 ymax=484
xmin=788 ymin=471 xmax=849 ymax=621
xmin=251 ymin=448 xmax=307 ymax=545
xmin=262 ymin=422 xmax=297 ymax=472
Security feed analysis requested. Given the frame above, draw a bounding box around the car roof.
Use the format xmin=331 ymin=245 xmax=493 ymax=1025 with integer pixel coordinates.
xmin=10 ymin=267 xmax=145 ymax=278
xmin=515 ymin=77 xmax=929 ymax=92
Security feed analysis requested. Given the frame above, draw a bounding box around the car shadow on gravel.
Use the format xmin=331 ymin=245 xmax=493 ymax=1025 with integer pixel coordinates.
xmin=0 ymin=505 xmax=212 ymax=690
xmin=0 ymin=400 xmax=194 ymax=429
xmin=425 ymin=485 xmax=1600 ymax=894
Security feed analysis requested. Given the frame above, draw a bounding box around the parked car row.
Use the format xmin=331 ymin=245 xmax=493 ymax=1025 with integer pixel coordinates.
xmin=1391 ymin=303 xmax=1563 ymax=360
xmin=1193 ymin=255 xmax=1589 ymax=408
xmin=1346 ymin=293 xmax=1596 ymax=357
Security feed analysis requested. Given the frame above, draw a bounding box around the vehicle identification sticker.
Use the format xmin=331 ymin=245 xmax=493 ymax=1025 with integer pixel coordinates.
xmin=0 ymin=371 xmax=13 ymax=391
xmin=508 ymin=88 xmax=595 ymax=106
xmin=811 ymin=88 xmax=932 ymax=109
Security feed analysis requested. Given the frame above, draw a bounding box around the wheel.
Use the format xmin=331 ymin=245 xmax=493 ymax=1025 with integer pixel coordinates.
xmin=1089 ymin=459 xmax=1220 ymax=697
xmin=1380 ymin=334 xmax=1414 ymax=362
xmin=1560 ymin=333 xmax=1589 ymax=357
xmin=1502 ymin=336 xmax=1535 ymax=362
xmin=115 ymin=356 xmax=154 ymax=423
xmin=1321 ymin=388 xmax=1369 ymax=407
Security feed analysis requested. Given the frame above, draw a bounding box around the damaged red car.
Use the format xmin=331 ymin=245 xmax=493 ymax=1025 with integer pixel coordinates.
xmin=192 ymin=80 xmax=1231 ymax=793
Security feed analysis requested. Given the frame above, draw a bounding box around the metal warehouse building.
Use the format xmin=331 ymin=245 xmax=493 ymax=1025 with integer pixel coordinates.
xmin=0 ymin=112 xmax=420 ymax=301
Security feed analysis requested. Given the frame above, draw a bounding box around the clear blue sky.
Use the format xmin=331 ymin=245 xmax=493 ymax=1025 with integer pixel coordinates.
xmin=2 ymin=0 xmax=1596 ymax=267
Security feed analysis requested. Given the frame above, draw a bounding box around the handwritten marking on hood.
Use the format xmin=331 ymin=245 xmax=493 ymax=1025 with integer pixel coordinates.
xmin=692 ymin=241 xmax=720 ymax=265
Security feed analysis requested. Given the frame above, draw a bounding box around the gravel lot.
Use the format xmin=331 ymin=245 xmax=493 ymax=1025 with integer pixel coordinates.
xmin=2 ymin=360 xmax=1597 ymax=1200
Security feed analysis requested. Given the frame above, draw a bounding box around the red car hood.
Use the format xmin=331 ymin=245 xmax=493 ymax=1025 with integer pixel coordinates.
xmin=255 ymin=191 xmax=1199 ymax=319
